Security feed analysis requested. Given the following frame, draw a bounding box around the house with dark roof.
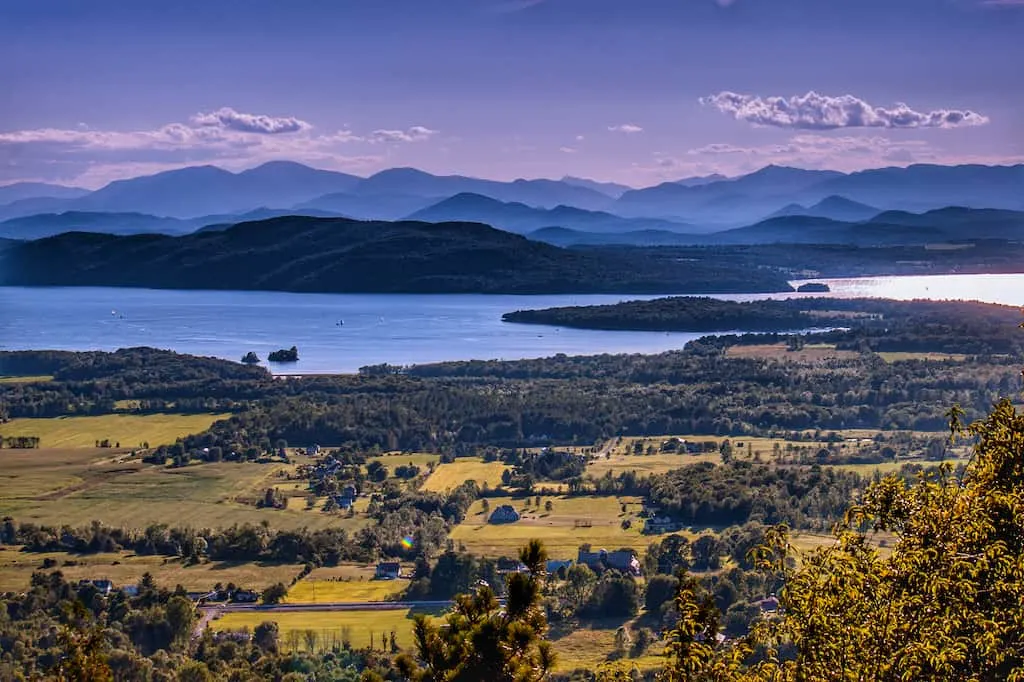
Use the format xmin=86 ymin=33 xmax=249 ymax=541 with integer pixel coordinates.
xmin=488 ymin=505 xmax=520 ymax=524
xmin=375 ymin=562 xmax=402 ymax=580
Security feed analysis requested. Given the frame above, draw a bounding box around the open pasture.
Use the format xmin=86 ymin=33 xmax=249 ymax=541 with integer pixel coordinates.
xmin=213 ymin=608 xmax=442 ymax=651
xmin=421 ymin=457 xmax=510 ymax=492
xmin=0 ymin=451 xmax=358 ymax=532
xmin=0 ymin=548 xmax=302 ymax=592
xmin=450 ymin=495 xmax=647 ymax=559
xmin=0 ymin=413 xmax=229 ymax=449
xmin=725 ymin=343 xmax=860 ymax=362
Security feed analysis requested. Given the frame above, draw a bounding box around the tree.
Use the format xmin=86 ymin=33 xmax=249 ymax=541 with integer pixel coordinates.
xmin=262 ymin=582 xmax=288 ymax=605
xmin=395 ymin=539 xmax=555 ymax=681
xmin=253 ymin=621 xmax=279 ymax=653
xmin=662 ymin=399 xmax=1024 ymax=681
xmin=166 ymin=596 xmax=195 ymax=646
xmin=644 ymin=574 xmax=679 ymax=615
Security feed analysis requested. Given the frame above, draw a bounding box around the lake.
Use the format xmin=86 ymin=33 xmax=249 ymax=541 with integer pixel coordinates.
xmin=1 ymin=273 xmax=1021 ymax=373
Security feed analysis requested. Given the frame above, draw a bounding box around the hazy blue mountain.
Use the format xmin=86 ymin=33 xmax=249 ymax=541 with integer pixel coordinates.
xmin=801 ymin=164 xmax=1024 ymax=212
xmin=31 ymin=162 xmax=365 ymax=218
xmin=407 ymin=193 xmax=697 ymax=234
xmin=527 ymin=226 xmax=708 ymax=247
xmin=768 ymin=195 xmax=880 ymax=222
xmin=560 ymin=176 xmax=632 ymax=198
xmin=0 ymin=211 xmax=200 ymax=239
xmin=351 ymin=168 xmax=613 ymax=210
xmin=616 ymin=165 xmax=846 ymax=224
xmin=674 ymin=174 xmax=728 ymax=187
xmin=0 ymin=182 xmax=90 ymax=204
xmin=706 ymin=206 xmax=1024 ymax=246
xmin=296 ymin=192 xmax=440 ymax=221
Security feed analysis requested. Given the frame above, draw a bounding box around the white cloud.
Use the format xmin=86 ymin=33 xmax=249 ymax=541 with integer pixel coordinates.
xmin=190 ymin=107 xmax=311 ymax=134
xmin=701 ymin=91 xmax=989 ymax=130
xmin=0 ymin=109 xmax=437 ymax=186
xmin=608 ymin=123 xmax=644 ymax=134
xmin=559 ymin=146 xmax=577 ymax=154
xmin=368 ymin=126 xmax=438 ymax=143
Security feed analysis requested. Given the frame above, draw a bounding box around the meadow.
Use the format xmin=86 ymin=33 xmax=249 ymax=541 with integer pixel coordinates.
xmin=421 ymin=457 xmax=509 ymax=492
xmin=0 ymin=413 xmax=229 ymax=449
xmin=213 ymin=608 xmax=442 ymax=651
xmin=0 ymin=448 xmax=360 ymax=531
xmin=0 ymin=548 xmax=301 ymax=592
xmin=450 ymin=495 xmax=648 ymax=559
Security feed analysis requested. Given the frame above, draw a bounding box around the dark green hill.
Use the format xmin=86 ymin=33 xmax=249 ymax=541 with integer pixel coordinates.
xmin=0 ymin=215 xmax=792 ymax=294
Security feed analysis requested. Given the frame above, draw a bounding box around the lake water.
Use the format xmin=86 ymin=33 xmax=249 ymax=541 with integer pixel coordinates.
xmin=0 ymin=273 xmax=1021 ymax=373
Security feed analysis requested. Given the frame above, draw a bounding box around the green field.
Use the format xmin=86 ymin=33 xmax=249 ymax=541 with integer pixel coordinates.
xmin=877 ymin=352 xmax=968 ymax=363
xmin=450 ymin=495 xmax=648 ymax=558
xmin=0 ymin=448 xmax=361 ymax=531
xmin=0 ymin=375 xmax=53 ymax=384
xmin=0 ymin=413 xmax=229 ymax=448
xmin=422 ymin=457 xmax=510 ymax=492
xmin=285 ymin=572 xmax=408 ymax=603
xmin=0 ymin=548 xmax=301 ymax=592
xmin=550 ymin=619 xmax=665 ymax=673
xmin=214 ymin=608 xmax=442 ymax=651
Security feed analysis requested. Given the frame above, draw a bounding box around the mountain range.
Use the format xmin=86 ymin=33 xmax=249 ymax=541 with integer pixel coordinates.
xmin=0 ymin=217 xmax=791 ymax=295
xmin=2 ymin=161 xmax=1022 ymax=245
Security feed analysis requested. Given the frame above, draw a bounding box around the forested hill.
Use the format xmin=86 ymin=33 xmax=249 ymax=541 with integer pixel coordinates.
xmin=502 ymin=296 xmax=1024 ymax=336
xmin=0 ymin=216 xmax=791 ymax=294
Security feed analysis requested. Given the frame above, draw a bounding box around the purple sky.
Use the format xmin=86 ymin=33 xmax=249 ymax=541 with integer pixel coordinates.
xmin=2 ymin=0 xmax=1022 ymax=188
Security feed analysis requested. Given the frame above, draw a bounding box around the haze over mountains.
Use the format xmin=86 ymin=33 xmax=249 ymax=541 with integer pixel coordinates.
xmin=1 ymin=161 xmax=1022 ymax=245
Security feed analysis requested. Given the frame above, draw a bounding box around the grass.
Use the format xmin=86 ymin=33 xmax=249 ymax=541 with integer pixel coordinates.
xmin=213 ymin=608 xmax=442 ymax=651
xmin=0 ymin=375 xmax=53 ymax=384
xmin=588 ymin=452 xmax=722 ymax=478
xmin=285 ymin=567 xmax=408 ymax=603
xmin=422 ymin=457 xmax=510 ymax=492
xmin=450 ymin=495 xmax=648 ymax=559
xmin=877 ymin=352 xmax=968 ymax=363
xmin=0 ymin=413 xmax=229 ymax=449
xmin=550 ymin=619 xmax=665 ymax=673
xmin=0 ymin=449 xmax=362 ymax=531
xmin=725 ymin=343 xmax=859 ymax=362
xmin=0 ymin=548 xmax=302 ymax=592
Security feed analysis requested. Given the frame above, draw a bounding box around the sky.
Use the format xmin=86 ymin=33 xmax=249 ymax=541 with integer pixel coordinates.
xmin=1 ymin=0 xmax=1022 ymax=189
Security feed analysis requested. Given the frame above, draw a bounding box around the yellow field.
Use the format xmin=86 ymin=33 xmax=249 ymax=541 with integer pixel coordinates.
xmin=588 ymin=452 xmax=721 ymax=478
xmin=550 ymin=620 xmax=665 ymax=673
xmin=422 ymin=457 xmax=510 ymax=492
xmin=0 ymin=449 xmax=360 ymax=531
xmin=0 ymin=548 xmax=302 ymax=592
xmin=0 ymin=413 xmax=229 ymax=448
xmin=213 ymin=608 xmax=441 ymax=651
xmin=0 ymin=375 xmax=53 ymax=384
xmin=285 ymin=575 xmax=407 ymax=603
xmin=450 ymin=495 xmax=648 ymax=558
xmin=725 ymin=343 xmax=859 ymax=362
xmin=877 ymin=352 xmax=968 ymax=364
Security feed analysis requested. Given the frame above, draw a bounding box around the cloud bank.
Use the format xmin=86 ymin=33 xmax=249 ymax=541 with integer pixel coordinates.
xmin=608 ymin=123 xmax=643 ymax=134
xmin=0 ymin=108 xmax=437 ymax=186
xmin=701 ymin=91 xmax=989 ymax=130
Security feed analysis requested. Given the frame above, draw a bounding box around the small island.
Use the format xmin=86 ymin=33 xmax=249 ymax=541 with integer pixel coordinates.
xmin=240 ymin=351 xmax=260 ymax=365
xmin=797 ymin=282 xmax=831 ymax=293
xmin=267 ymin=346 xmax=299 ymax=363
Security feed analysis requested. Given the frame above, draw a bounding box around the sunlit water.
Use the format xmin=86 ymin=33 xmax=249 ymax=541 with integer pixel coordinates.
xmin=0 ymin=273 xmax=1020 ymax=373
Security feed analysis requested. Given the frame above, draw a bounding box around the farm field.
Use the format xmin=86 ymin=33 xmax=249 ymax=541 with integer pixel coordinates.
xmin=549 ymin=619 xmax=665 ymax=673
xmin=725 ymin=343 xmax=860 ymax=362
xmin=450 ymin=495 xmax=648 ymax=558
xmin=587 ymin=452 xmax=721 ymax=478
xmin=0 ymin=375 xmax=53 ymax=384
xmin=366 ymin=452 xmax=441 ymax=470
xmin=877 ymin=351 xmax=968 ymax=363
xmin=285 ymin=573 xmax=408 ymax=603
xmin=0 ymin=450 xmax=358 ymax=531
xmin=213 ymin=608 xmax=442 ymax=651
xmin=0 ymin=548 xmax=301 ymax=592
xmin=422 ymin=457 xmax=509 ymax=492
xmin=0 ymin=413 xmax=229 ymax=448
